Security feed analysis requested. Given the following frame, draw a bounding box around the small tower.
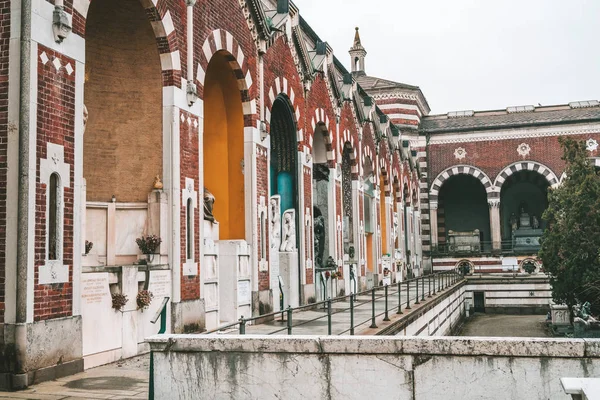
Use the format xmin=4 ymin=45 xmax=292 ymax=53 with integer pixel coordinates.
xmin=349 ymin=27 xmax=367 ymax=76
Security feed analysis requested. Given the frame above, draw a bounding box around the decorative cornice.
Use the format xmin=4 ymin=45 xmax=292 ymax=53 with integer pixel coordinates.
xmin=370 ymin=91 xmax=429 ymax=116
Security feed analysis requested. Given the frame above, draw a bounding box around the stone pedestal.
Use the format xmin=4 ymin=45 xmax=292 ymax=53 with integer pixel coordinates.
xmin=279 ymin=251 xmax=299 ymax=308
xmin=513 ymin=228 xmax=543 ymax=251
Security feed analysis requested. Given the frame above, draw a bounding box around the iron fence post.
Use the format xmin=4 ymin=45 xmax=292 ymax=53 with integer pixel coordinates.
xmin=405 ymin=280 xmax=411 ymax=310
xmin=428 ymin=274 xmax=431 ymax=297
xmin=432 ymin=272 xmax=436 ymax=295
xmin=350 ymin=294 xmax=355 ymax=335
xmin=327 ymin=298 xmax=332 ymax=335
xmin=384 ymin=285 xmax=390 ymax=321
xmin=238 ymin=317 xmax=246 ymax=335
xmin=421 ymin=275 xmax=425 ymax=302
xmin=396 ymin=281 xmax=403 ymax=314
xmin=369 ymin=288 xmax=378 ymax=328
xmin=287 ymin=306 xmax=293 ymax=335
xmin=415 ymin=277 xmax=420 ymax=304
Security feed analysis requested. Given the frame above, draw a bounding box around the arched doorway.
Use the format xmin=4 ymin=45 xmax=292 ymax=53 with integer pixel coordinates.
xmin=312 ymin=124 xmax=329 ymax=268
xmin=84 ymin=0 xmax=163 ymax=264
xmin=203 ymin=51 xmax=245 ymax=240
xmin=500 ymin=170 xmax=549 ymax=251
xmin=438 ymin=174 xmax=490 ymax=252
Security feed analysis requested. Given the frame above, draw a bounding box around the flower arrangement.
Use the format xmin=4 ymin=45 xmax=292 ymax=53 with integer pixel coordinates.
xmin=136 ymin=290 xmax=154 ymax=310
xmin=111 ymin=293 xmax=128 ymax=311
xmin=136 ymin=235 xmax=162 ymax=255
xmin=85 ymin=240 xmax=93 ymax=255
xmin=330 ymin=271 xmax=338 ymax=279
xmin=325 ymin=271 xmax=331 ymax=279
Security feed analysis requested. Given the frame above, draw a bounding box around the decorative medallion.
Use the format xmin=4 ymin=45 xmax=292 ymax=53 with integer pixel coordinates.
xmin=454 ymin=147 xmax=467 ymax=160
xmin=517 ymin=143 xmax=531 ymax=158
xmin=586 ymin=138 xmax=598 ymax=152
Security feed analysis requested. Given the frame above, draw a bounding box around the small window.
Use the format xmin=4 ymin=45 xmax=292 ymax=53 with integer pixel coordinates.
xmin=48 ymin=173 xmax=60 ymax=260
xmin=187 ymin=198 xmax=193 ymax=260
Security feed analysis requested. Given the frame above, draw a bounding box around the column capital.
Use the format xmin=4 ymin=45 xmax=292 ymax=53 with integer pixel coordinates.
xmin=487 ymin=198 xmax=500 ymax=208
xmin=186 ymin=0 xmax=197 ymax=6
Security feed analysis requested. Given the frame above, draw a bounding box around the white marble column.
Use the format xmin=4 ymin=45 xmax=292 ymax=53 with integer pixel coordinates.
xmin=488 ymin=198 xmax=501 ymax=251
xmin=430 ymin=200 xmax=438 ymax=249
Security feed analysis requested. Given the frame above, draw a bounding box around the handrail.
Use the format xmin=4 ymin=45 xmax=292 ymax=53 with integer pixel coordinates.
xmin=200 ymin=270 xmax=465 ymax=336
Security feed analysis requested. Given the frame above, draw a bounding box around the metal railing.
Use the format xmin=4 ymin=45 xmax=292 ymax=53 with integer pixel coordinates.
xmin=201 ymin=270 xmax=464 ymax=336
xmin=431 ymin=241 xmax=541 ymax=257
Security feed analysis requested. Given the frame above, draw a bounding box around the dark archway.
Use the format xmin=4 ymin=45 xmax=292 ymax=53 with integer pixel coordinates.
xmin=84 ymin=0 xmax=162 ymax=202
xmin=312 ymin=125 xmax=329 ymax=268
xmin=204 ymin=51 xmax=245 ymax=240
xmin=342 ymin=143 xmax=354 ymax=253
xmin=500 ymin=170 xmax=549 ymax=242
xmin=438 ymin=174 xmax=491 ymax=250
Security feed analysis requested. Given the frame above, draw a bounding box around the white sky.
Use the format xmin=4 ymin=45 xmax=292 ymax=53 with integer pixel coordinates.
xmin=294 ymin=0 xmax=600 ymax=114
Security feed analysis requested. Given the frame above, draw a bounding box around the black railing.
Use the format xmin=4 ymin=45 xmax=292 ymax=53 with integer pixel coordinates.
xmin=201 ymin=270 xmax=463 ymax=336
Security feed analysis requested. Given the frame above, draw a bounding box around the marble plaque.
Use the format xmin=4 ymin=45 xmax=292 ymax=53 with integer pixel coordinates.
xmin=238 ymin=280 xmax=251 ymax=305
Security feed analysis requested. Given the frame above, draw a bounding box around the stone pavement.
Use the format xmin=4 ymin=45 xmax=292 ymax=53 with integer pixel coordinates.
xmin=0 ymin=355 xmax=149 ymax=400
xmin=458 ymin=313 xmax=551 ymax=337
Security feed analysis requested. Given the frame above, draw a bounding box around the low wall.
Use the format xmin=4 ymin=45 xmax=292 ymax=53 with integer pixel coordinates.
xmin=465 ymin=274 xmax=551 ymax=314
xmin=148 ymin=335 xmax=600 ymax=400
xmin=377 ymin=282 xmax=466 ymax=336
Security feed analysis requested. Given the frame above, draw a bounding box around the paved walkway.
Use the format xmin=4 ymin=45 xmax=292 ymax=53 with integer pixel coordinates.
xmin=458 ymin=313 xmax=551 ymax=337
xmin=0 ymin=356 xmax=149 ymax=400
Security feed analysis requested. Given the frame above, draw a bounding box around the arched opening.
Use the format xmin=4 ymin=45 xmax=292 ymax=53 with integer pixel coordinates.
xmin=500 ymin=170 xmax=549 ymax=251
xmin=204 ymin=50 xmax=245 ymax=240
xmin=48 ymin=172 xmax=61 ymax=260
xmin=269 ymin=96 xmax=298 ymax=222
xmin=84 ymin=0 xmax=162 ymax=202
xmin=438 ymin=174 xmax=490 ymax=252
xmin=342 ymin=143 xmax=354 ymax=254
xmin=380 ymin=173 xmax=388 ymax=257
xmin=312 ymin=125 xmax=329 ymax=268
xmin=354 ymin=57 xmax=360 ymax=71
xmin=403 ymin=183 xmax=410 ymax=266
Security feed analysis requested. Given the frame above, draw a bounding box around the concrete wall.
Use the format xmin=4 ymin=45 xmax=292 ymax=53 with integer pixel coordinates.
xmin=148 ymin=335 xmax=600 ymax=400
xmin=378 ymin=282 xmax=466 ymax=336
xmin=465 ymin=275 xmax=551 ymax=314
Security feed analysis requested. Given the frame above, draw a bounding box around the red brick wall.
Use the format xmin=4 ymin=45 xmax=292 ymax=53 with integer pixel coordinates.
xmin=429 ymin=133 xmax=600 ymax=184
xmin=0 ymin=0 xmax=9 ymax=323
xmin=179 ymin=111 xmax=200 ymax=301
xmin=256 ymin=146 xmax=269 ymax=291
xmin=34 ymin=46 xmax=75 ymax=321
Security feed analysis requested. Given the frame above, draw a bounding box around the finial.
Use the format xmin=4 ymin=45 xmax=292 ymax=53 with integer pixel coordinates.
xmin=353 ymin=27 xmax=361 ymax=46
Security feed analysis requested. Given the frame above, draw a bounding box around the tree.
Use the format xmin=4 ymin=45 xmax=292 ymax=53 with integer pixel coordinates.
xmin=539 ymin=137 xmax=600 ymax=318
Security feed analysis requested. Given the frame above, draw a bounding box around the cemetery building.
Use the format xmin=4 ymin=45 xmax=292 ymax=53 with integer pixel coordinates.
xmin=1 ymin=0 xmax=600 ymax=389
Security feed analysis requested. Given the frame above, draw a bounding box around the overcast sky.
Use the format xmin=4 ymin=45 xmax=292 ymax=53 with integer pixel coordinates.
xmin=294 ymin=0 xmax=600 ymax=115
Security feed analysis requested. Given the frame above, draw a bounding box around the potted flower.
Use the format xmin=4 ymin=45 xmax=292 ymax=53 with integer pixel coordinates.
xmin=111 ymin=293 xmax=128 ymax=311
xmin=136 ymin=235 xmax=162 ymax=265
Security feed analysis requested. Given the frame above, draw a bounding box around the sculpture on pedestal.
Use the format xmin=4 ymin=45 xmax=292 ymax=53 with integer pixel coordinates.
xmin=270 ymin=196 xmax=281 ymax=250
xmin=280 ymin=210 xmax=296 ymax=252
xmin=203 ymin=187 xmax=216 ymax=222
xmin=314 ymin=214 xmax=325 ymax=267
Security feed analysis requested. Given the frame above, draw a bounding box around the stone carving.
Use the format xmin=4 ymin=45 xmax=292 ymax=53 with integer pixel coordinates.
xmin=454 ymin=147 xmax=467 ymax=160
xmin=83 ymin=104 xmax=88 ymax=134
xmin=586 ymin=138 xmax=598 ymax=152
xmin=153 ymin=175 xmax=163 ymax=190
xmin=280 ymin=209 xmax=296 ymax=252
xmin=532 ymin=215 xmax=540 ymax=229
xmin=203 ymin=187 xmax=216 ymax=222
xmin=270 ymin=196 xmax=281 ymax=250
xmin=313 ymin=214 xmax=325 ymax=267
xmin=517 ymin=143 xmax=531 ymax=157
xmin=52 ymin=5 xmax=72 ymax=44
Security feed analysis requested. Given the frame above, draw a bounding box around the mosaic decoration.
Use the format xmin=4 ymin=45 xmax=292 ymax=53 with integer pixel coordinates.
xmin=453 ymin=147 xmax=467 ymax=160
xmin=517 ymin=143 xmax=531 ymax=158
xmin=586 ymin=138 xmax=598 ymax=152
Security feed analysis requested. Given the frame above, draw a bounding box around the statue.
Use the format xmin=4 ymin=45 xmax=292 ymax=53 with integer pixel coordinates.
xmin=203 ymin=187 xmax=216 ymax=222
xmin=532 ymin=215 xmax=540 ymax=229
xmin=153 ymin=175 xmax=163 ymax=190
xmin=270 ymin=196 xmax=281 ymax=250
xmin=314 ymin=215 xmax=325 ymax=267
xmin=313 ymin=163 xmax=330 ymax=182
xmin=510 ymin=213 xmax=518 ymax=231
xmin=83 ymin=104 xmax=88 ymax=134
xmin=280 ymin=210 xmax=296 ymax=252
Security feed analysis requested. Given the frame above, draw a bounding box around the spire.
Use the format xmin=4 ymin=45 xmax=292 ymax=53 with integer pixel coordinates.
xmin=349 ymin=27 xmax=367 ymax=76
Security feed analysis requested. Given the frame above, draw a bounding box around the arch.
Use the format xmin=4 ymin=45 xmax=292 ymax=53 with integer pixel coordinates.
xmin=455 ymin=259 xmax=475 ymax=271
xmin=77 ymin=0 xmax=180 ymax=81
xmin=203 ymin=50 xmax=246 ymax=240
xmin=519 ymin=258 xmax=541 ymax=273
xmin=266 ymin=77 xmax=303 ymax=144
xmin=494 ymin=161 xmax=559 ymax=190
xmin=430 ymin=165 xmax=494 ymax=202
xmin=197 ymin=29 xmax=255 ymax=127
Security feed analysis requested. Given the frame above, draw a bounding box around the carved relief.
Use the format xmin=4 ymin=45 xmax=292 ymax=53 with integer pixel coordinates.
xmin=270 ymin=195 xmax=281 ymax=250
xmin=454 ymin=147 xmax=467 ymax=160
xmin=517 ymin=143 xmax=531 ymax=158
xmin=280 ymin=209 xmax=296 ymax=252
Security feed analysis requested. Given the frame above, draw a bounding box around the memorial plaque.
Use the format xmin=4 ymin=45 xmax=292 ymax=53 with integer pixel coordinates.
xmin=81 ymin=275 xmax=110 ymax=304
xmin=151 ymin=270 xmax=170 ymax=298
xmin=238 ymin=280 xmax=251 ymax=305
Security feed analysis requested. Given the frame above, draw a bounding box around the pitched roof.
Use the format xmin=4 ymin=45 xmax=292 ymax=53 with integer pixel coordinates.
xmin=355 ymin=75 xmax=420 ymax=91
xmin=421 ymin=105 xmax=600 ymax=133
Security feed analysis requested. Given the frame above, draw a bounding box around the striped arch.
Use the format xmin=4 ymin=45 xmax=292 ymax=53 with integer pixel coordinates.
xmin=266 ymin=77 xmax=303 ymax=143
xmin=362 ymin=145 xmax=375 ymax=181
xmin=77 ymin=0 xmax=180 ymax=85
xmin=311 ymin=108 xmax=334 ymax=165
xmin=430 ymin=165 xmax=494 ymax=202
xmin=341 ymin=134 xmax=359 ymax=180
xmin=197 ymin=29 xmax=256 ymax=125
xmin=379 ymin=157 xmax=391 ymax=196
xmin=494 ymin=161 xmax=560 ymax=190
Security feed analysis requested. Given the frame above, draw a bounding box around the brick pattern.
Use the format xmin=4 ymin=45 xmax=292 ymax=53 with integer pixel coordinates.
xmin=256 ymin=146 xmax=269 ymax=292
xmin=34 ymin=46 xmax=75 ymax=321
xmin=0 ymin=0 xmax=8 ymax=323
xmin=179 ymin=111 xmax=200 ymax=301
